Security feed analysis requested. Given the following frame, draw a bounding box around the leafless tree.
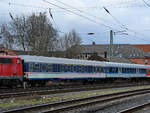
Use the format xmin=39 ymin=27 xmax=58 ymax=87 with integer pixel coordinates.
xmin=58 ymin=29 xmax=82 ymax=58
xmin=0 ymin=24 xmax=14 ymax=49
xmin=59 ymin=29 xmax=82 ymax=50
xmin=1 ymin=12 xmax=58 ymax=55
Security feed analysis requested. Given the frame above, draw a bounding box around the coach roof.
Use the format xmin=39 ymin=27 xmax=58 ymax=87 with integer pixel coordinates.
xmin=20 ymin=55 xmax=150 ymax=68
xmin=20 ymin=55 xmax=106 ymax=66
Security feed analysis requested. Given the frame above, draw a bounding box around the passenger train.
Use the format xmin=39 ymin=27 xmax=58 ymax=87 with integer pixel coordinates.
xmin=0 ymin=55 xmax=150 ymax=87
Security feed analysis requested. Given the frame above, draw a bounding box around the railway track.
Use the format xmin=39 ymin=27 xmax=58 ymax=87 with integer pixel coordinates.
xmin=2 ymin=87 xmax=150 ymax=113
xmin=0 ymin=84 xmax=149 ymax=99
xmin=118 ymin=102 xmax=150 ymax=113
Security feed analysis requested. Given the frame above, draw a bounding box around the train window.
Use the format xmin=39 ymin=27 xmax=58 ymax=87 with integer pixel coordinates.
xmin=61 ymin=64 xmax=66 ymax=72
xmin=109 ymin=67 xmax=118 ymax=73
xmin=17 ymin=59 xmax=20 ymax=64
xmin=122 ymin=68 xmax=127 ymax=73
xmin=29 ymin=63 xmax=34 ymax=72
xmin=67 ymin=65 xmax=71 ymax=72
xmin=48 ymin=64 xmax=52 ymax=72
xmin=122 ymin=68 xmax=136 ymax=73
xmin=139 ymin=69 xmax=146 ymax=73
xmin=42 ymin=64 xmax=47 ymax=72
xmin=34 ymin=63 xmax=40 ymax=71
xmin=82 ymin=66 xmax=85 ymax=72
xmin=53 ymin=64 xmax=58 ymax=72
xmin=89 ymin=66 xmax=93 ymax=73
xmin=84 ymin=66 xmax=88 ymax=73
xmin=73 ymin=65 xmax=77 ymax=72
xmin=0 ymin=58 xmax=12 ymax=64
xmin=78 ymin=66 xmax=82 ymax=72
xmin=93 ymin=67 xmax=97 ymax=73
xmin=98 ymin=67 xmax=104 ymax=73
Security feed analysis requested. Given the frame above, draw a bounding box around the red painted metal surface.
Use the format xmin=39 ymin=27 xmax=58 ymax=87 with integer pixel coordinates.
xmin=0 ymin=55 xmax=23 ymax=78
xmin=146 ymin=68 xmax=150 ymax=76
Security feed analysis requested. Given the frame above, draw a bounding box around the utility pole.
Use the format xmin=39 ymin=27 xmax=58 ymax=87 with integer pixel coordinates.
xmin=109 ymin=30 xmax=113 ymax=61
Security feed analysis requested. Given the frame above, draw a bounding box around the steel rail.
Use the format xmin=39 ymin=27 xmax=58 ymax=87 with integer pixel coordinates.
xmin=118 ymin=102 xmax=150 ymax=113
xmin=3 ymin=88 xmax=150 ymax=113
xmin=0 ymin=84 xmax=144 ymax=99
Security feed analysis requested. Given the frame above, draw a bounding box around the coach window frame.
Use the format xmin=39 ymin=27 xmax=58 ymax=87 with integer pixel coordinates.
xmin=61 ymin=64 xmax=66 ymax=72
xmin=84 ymin=66 xmax=88 ymax=73
xmin=139 ymin=68 xmax=146 ymax=74
xmin=73 ymin=65 xmax=77 ymax=72
xmin=29 ymin=62 xmax=34 ymax=72
xmin=78 ymin=65 xmax=82 ymax=72
xmin=42 ymin=63 xmax=47 ymax=72
xmin=67 ymin=65 xmax=71 ymax=72
xmin=48 ymin=64 xmax=52 ymax=72
xmin=53 ymin=64 xmax=59 ymax=72
xmin=34 ymin=63 xmax=40 ymax=72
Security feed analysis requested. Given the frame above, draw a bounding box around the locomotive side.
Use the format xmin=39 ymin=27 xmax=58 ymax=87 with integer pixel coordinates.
xmin=0 ymin=55 xmax=23 ymax=87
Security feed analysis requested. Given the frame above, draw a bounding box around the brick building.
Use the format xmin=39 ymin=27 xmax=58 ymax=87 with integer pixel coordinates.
xmin=69 ymin=43 xmax=150 ymax=64
xmin=0 ymin=45 xmax=17 ymax=56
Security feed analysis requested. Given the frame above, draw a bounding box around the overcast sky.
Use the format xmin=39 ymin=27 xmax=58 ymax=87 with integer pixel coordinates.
xmin=0 ymin=0 xmax=150 ymax=44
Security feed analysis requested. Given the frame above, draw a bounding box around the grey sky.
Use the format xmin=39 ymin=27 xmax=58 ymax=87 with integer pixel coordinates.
xmin=0 ymin=0 xmax=150 ymax=44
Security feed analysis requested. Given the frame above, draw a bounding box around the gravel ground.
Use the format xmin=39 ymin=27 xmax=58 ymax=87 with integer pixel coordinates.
xmin=1 ymin=85 xmax=150 ymax=112
xmin=67 ymin=94 xmax=150 ymax=113
xmin=134 ymin=106 xmax=150 ymax=113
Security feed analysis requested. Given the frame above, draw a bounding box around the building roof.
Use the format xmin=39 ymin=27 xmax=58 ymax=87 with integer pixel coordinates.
xmin=132 ymin=44 xmax=150 ymax=52
xmin=15 ymin=50 xmax=66 ymax=58
xmin=0 ymin=45 xmax=17 ymax=56
xmin=74 ymin=44 xmax=149 ymax=59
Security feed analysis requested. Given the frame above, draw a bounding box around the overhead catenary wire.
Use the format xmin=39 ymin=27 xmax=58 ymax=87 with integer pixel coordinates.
xmin=103 ymin=6 xmax=150 ymax=42
xmin=9 ymin=1 xmax=116 ymax=30
xmin=42 ymin=0 xmax=118 ymax=31
xmin=52 ymin=0 xmax=113 ymax=27
xmin=7 ymin=2 xmax=149 ymax=11
xmin=8 ymin=2 xmax=117 ymax=29
xmin=142 ymin=0 xmax=150 ymax=7
xmin=103 ymin=7 xmax=128 ymax=30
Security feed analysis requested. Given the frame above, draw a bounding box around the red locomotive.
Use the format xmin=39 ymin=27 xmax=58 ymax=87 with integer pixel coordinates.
xmin=0 ymin=55 xmax=23 ymax=87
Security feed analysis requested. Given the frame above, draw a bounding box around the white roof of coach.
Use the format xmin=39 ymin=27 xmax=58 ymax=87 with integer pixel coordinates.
xmin=105 ymin=62 xmax=150 ymax=68
xmin=20 ymin=55 xmax=150 ymax=68
xmin=20 ymin=55 xmax=106 ymax=66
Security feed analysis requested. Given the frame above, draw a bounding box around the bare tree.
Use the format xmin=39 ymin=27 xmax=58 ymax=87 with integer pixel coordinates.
xmin=1 ymin=12 xmax=58 ymax=55
xmin=59 ymin=29 xmax=82 ymax=50
xmin=58 ymin=29 xmax=82 ymax=58
xmin=0 ymin=24 xmax=14 ymax=49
